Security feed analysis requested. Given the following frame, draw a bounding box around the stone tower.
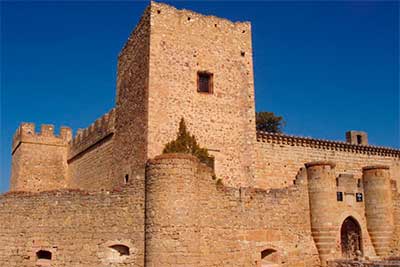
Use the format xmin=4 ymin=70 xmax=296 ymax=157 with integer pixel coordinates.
xmin=10 ymin=123 xmax=72 ymax=192
xmin=362 ymin=165 xmax=394 ymax=257
xmin=114 ymin=2 xmax=257 ymax=186
xmin=305 ymin=161 xmax=338 ymax=266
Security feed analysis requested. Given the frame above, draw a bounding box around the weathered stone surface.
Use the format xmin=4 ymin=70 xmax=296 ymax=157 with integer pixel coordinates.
xmin=3 ymin=2 xmax=400 ymax=267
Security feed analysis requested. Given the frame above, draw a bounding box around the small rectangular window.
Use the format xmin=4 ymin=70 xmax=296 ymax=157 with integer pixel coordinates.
xmin=356 ymin=193 xmax=363 ymax=202
xmin=337 ymin=192 xmax=343 ymax=202
xmin=197 ymin=72 xmax=213 ymax=93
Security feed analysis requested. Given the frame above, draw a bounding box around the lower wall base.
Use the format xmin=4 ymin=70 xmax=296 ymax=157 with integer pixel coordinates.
xmin=0 ymin=187 xmax=145 ymax=267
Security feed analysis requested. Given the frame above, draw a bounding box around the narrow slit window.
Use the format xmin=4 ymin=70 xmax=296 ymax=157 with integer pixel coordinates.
xmin=197 ymin=72 xmax=213 ymax=93
xmin=337 ymin=192 xmax=343 ymax=202
xmin=356 ymin=135 xmax=362 ymax=145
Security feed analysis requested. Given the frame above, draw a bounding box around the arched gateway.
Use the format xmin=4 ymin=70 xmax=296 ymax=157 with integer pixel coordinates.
xmin=340 ymin=216 xmax=362 ymax=258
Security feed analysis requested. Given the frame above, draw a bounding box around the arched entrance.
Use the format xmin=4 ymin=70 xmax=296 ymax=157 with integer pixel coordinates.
xmin=340 ymin=216 xmax=362 ymax=258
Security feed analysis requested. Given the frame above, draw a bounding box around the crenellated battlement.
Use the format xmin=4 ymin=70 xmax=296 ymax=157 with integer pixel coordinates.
xmin=257 ymin=131 xmax=400 ymax=157
xmin=68 ymin=109 xmax=115 ymax=160
xmin=12 ymin=123 xmax=72 ymax=154
xmin=3 ymin=2 xmax=400 ymax=265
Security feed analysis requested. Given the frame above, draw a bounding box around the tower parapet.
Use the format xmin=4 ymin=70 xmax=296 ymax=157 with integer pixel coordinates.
xmin=12 ymin=123 xmax=71 ymax=154
xmin=10 ymin=123 xmax=71 ymax=192
xmin=362 ymin=165 xmax=394 ymax=257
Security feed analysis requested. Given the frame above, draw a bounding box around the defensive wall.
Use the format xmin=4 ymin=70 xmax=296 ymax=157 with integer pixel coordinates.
xmin=255 ymin=132 xmax=400 ymax=190
xmin=0 ymin=184 xmax=145 ymax=267
xmin=10 ymin=120 xmax=400 ymax=194
xmin=145 ymin=154 xmax=320 ymax=267
xmin=67 ymin=109 xmax=116 ymax=190
xmin=1 ymin=154 xmax=320 ymax=267
xmin=3 ymin=154 xmax=399 ymax=266
xmin=3 ymin=2 xmax=400 ymax=266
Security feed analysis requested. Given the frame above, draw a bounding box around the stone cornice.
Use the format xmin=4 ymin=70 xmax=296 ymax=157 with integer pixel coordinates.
xmin=257 ymin=131 xmax=400 ymax=158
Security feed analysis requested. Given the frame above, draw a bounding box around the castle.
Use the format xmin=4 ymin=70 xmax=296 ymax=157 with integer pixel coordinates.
xmin=1 ymin=2 xmax=399 ymax=267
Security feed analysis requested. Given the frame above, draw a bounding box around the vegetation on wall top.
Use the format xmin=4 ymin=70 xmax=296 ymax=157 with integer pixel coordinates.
xmin=163 ymin=118 xmax=214 ymax=168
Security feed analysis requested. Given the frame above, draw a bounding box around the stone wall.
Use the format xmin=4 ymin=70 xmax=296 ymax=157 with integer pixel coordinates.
xmin=327 ymin=259 xmax=400 ymax=267
xmin=67 ymin=109 xmax=116 ymax=190
xmin=255 ymin=132 xmax=400 ymax=190
xmin=147 ymin=2 xmax=257 ymax=187
xmin=113 ymin=5 xmax=151 ymax=186
xmin=0 ymin=186 xmax=145 ymax=267
xmin=145 ymin=154 xmax=320 ymax=267
xmin=392 ymin=186 xmax=400 ymax=255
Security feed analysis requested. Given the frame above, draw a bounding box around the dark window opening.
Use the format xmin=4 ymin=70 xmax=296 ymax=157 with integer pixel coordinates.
xmin=337 ymin=192 xmax=343 ymax=202
xmin=37 ymin=250 xmax=52 ymax=260
xmin=124 ymin=174 xmax=129 ymax=184
xmin=261 ymin=248 xmax=276 ymax=258
xmin=261 ymin=248 xmax=279 ymax=265
xmin=110 ymin=245 xmax=130 ymax=256
xmin=197 ymin=72 xmax=213 ymax=93
xmin=356 ymin=135 xmax=362 ymax=145
xmin=336 ymin=178 xmax=339 ymax=187
xmin=241 ymin=51 xmax=245 ymax=57
xmin=357 ymin=179 xmax=362 ymax=188
xmin=356 ymin=193 xmax=363 ymax=202
xmin=157 ymin=10 xmax=161 ymax=14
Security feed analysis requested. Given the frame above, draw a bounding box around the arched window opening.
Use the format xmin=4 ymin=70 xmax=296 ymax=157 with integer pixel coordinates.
xmin=109 ymin=244 xmax=130 ymax=256
xmin=341 ymin=216 xmax=362 ymax=258
xmin=36 ymin=250 xmax=52 ymax=260
xmin=261 ymin=248 xmax=280 ymax=266
xmin=124 ymin=174 xmax=129 ymax=184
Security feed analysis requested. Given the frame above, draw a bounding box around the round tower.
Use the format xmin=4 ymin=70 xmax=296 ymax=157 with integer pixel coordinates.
xmin=145 ymin=154 xmax=200 ymax=267
xmin=362 ymin=165 xmax=394 ymax=257
xmin=305 ymin=161 xmax=337 ymax=266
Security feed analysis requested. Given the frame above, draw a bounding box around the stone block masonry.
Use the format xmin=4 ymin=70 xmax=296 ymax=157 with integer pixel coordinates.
xmin=10 ymin=123 xmax=71 ymax=192
xmin=0 ymin=185 xmax=145 ymax=267
xmin=3 ymin=1 xmax=400 ymax=266
xmin=256 ymin=132 xmax=400 ymax=190
xmin=145 ymin=154 xmax=320 ymax=267
xmin=67 ymin=109 xmax=116 ymax=191
xmin=147 ymin=2 xmax=257 ymax=187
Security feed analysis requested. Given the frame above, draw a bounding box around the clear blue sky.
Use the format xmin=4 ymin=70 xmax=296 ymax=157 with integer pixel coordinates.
xmin=1 ymin=1 xmax=398 ymax=192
